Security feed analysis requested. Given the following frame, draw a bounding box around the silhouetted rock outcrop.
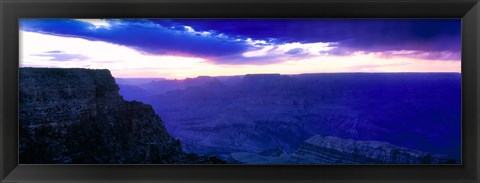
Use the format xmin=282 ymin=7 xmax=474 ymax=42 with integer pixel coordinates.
xmin=19 ymin=68 xmax=225 ymax=164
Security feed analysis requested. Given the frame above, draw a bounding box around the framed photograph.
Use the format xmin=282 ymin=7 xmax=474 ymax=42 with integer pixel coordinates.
xmin=1 ymin=0 xmax=479 ymax=182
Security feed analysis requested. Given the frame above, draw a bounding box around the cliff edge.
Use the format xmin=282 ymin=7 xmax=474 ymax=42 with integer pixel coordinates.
xmin=19 ymin=68 xmax=224 ymax=164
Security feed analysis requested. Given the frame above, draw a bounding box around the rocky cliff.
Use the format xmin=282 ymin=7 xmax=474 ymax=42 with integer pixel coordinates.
xmin=288 ymin=135 xmax=457 ymax=164
xmin=19 ymin=68 xmax=224 ymax=164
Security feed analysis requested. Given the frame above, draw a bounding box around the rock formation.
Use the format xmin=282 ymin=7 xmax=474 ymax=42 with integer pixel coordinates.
xmin=228 ymin=135 xmax=457 ymax=164
xmin=19 ymin=68 xmax=224 ymax=164
xmin=288 ymin=135 xmax=457 ymax=164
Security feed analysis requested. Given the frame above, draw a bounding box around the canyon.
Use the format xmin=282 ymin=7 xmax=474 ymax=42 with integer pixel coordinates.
xmin=19 ymin=68 xmax=224 ymax=164
xmin=18 ymin=68 xmax=460 ymax=164
xmin=118 ymin=72 xmax=461 ymax=163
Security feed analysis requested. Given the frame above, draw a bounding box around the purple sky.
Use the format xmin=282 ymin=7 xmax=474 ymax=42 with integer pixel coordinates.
xmin=19 ymin=19 xmax=461 ymax=78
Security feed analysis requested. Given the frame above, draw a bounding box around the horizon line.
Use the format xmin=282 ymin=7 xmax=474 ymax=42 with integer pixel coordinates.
xmin=18 ymin=67 xmax=461 ymax=80
xmin=115 ymin=71 xmax=461 ymax=79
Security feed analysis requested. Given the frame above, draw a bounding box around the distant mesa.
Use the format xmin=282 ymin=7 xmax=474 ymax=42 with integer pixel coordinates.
xmin=244 ymin=73 xmax=281 ymax=76
xmin=242 ymin=73 xmax=283 ymax=81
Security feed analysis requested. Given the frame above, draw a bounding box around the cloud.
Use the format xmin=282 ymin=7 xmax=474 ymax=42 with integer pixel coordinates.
xmin=75 ymin=19 xmax=111 ymax=29
xmin=20 ymin=31 xmax=460 ymax=79
xmin=380 ymin=50 xmax=461 ymax=61
xmin=157 ymin=19 xmax=461 ymax=59
xmin=20 ymin=19 xmax=461 ymax=66
xmin=218 ymin=42 xmax=335 ymax=65
xmin=285 ymin=48 xmax=304 ymax=55
xmin=44 ymin=50 xmax=63 ymax=54
xmin=31 ymin=50 xmax=89 ymax=61
xmin=20 ymin=19 xmax=252 ymax=60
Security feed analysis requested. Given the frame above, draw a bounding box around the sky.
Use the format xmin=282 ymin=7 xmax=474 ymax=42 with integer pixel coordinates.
xmin=20 ymin=19 xmax=461 ymax=79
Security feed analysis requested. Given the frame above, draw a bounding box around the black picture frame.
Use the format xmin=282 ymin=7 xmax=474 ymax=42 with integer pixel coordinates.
xmin=1 ymin=0 xmax=479 ymax=182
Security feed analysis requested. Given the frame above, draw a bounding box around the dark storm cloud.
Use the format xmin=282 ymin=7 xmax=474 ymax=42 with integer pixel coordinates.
xmin=157 ymin=19 xmax=460 ymax=54
xmin=21 ymin=18 xmax=461 ymax=64
xmin=20 ymin=19 xmax=251 ymax=59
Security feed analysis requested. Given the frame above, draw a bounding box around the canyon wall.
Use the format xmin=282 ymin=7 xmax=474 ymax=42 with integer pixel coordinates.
xmin=19 ymin=68 xmax=224 ymax=164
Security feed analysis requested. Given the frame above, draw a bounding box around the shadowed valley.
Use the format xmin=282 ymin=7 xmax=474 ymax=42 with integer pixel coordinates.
xmin=117 ymin=72 xmax=461 ymax=164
